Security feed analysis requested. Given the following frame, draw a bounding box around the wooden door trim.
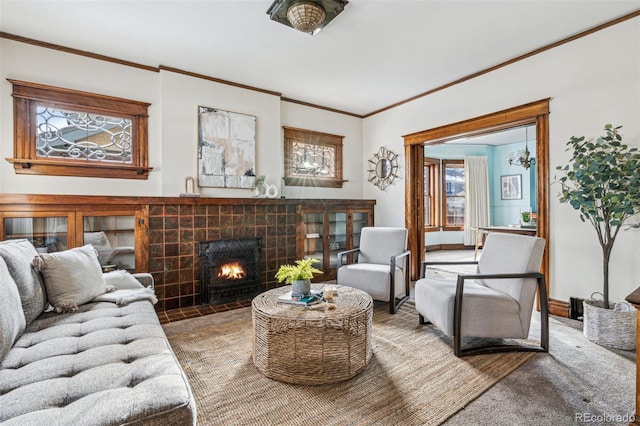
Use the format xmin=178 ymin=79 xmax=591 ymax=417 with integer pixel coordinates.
xmin=403 ymin=100 xmax=551 ymax=296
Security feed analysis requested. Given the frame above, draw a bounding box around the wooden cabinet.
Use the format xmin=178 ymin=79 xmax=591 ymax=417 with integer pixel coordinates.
xmin=297 ymin=200 xmax=374 ymax=281
xmin=0 ymin=204 xmax=148 ymax=273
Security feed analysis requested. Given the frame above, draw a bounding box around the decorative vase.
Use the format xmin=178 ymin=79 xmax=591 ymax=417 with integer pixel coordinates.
xmin=253 ymin=184 xmax=264 ymax=197
xmin=291 ymin=279 xmax=311 ymax=297
xmin=583 ymin=299 xmax=637 ymax=350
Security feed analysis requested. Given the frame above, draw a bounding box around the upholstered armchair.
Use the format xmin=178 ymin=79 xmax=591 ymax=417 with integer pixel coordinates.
xmin=336 ymin=227 xmax=410 ymax=314
xmin=414 ymin=232 xmax=548 ymax=357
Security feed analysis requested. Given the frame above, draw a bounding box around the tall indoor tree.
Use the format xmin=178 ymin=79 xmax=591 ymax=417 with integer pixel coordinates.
xmin=556 ymin=124 xmax=640 ymax=308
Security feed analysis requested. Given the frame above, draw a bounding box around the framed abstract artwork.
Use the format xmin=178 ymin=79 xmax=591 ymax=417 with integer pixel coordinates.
xmin=197 ymin=106 xmax=256 ymax=188
xmin=501 ymin=174 xmax=522 ymax=200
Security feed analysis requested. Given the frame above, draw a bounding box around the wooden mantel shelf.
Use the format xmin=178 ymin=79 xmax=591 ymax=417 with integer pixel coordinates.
xmin=0 ymin=193 xmax=376 ymax=208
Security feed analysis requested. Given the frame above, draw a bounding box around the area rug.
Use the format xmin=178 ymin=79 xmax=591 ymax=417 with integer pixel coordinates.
xmin=166 ymin=303 xmax=534 ymax=426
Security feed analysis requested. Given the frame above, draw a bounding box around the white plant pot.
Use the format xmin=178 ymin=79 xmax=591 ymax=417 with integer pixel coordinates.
xmin=583 ymin=299 xmax=637 ymax=350
xmin=291 ymin=279 xmax=311 ymax=297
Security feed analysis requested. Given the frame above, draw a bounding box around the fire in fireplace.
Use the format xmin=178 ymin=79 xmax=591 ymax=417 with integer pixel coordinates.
xmin=199 ymin=238 xmax=261 ymax=305
xmin=218 ymin=262 xmax=246 ymax=280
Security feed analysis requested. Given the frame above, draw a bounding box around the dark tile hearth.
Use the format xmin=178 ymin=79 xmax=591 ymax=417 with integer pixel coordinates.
xmin=157 ymin=300 xmax=252 ymax=324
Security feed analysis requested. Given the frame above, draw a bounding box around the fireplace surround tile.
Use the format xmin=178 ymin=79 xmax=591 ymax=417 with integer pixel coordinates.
xmin=148 ymin=201 xmax=290 ymax=311
xmin=143 ymin=198 xmax=374 ymax=312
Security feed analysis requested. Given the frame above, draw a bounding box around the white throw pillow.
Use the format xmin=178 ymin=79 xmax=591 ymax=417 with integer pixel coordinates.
xmin=33 ymin=245 xmax=106 ymax=313
xmin=103 ymin=269 xmax=144 ymax=290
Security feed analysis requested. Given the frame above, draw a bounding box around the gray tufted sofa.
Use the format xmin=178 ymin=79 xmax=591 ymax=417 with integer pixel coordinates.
xmin=0 ymin=239 xmax=196 ymax=425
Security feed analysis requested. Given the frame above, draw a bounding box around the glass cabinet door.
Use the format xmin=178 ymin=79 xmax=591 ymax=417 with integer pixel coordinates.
xmin=3 ymin=215 xmax=69 ymax=253
xmin=303 ymin=212 xmax=324 ymax=269
xmin=328 ymin=212 xmax=347 ymax=269
xmin=83 ymin=215 xmax=135 ymax=271
xmin=352 ymin=211 xmax=370 ymax=248
xmin=296 ymin=204 xmax=374 ymax=281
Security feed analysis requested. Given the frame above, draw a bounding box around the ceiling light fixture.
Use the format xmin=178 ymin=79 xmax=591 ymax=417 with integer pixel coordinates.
xmin=267 ymin=0 xmax=348 ymax=35
xmin=508 ymin=126 xmax=536 ymax=170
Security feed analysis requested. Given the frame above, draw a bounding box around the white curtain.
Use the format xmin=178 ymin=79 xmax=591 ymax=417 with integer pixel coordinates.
xmin=463 ymin=156 xmax=490 ymax=246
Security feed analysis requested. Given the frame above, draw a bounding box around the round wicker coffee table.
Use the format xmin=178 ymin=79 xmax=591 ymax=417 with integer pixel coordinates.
xmin=252 ymin=284 xmax=373 ymax=385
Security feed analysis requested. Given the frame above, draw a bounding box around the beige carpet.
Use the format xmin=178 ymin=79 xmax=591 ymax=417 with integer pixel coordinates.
xmin=165 ymin=302 xmax=534 ymax=426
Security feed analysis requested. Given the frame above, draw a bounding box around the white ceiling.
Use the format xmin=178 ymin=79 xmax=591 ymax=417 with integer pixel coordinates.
xmin=1 ymin=1 xmax=639 ymax=116
xmin=446 ymin=125 xmax=536 ymax=146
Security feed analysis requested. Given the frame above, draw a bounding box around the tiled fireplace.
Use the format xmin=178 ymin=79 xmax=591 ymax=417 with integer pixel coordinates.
xmin=148 ymin=202 xmax=298 ymax=311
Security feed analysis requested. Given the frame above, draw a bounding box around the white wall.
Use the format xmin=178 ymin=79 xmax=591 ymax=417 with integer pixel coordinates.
xmin=159 ymin=70 xmax=282 ymax=198
xmin=0 ymin=40 xmax=365 ymax=200
xmin=363 ymin=18 xmax=640 ymax=303
xmin=0 ymin=39 xmax=163 ymax=195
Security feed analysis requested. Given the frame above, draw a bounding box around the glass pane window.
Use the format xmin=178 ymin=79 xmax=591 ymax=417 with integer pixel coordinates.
xmin=291 ymin=142 xmax=335 ymax=178
xmin=444 ymin=162 xmax=465 ymax=227
xmin=36 ymin=105 xmax=133 ymax=163
xmin=423 ymin=159 xmax=440 ymax=230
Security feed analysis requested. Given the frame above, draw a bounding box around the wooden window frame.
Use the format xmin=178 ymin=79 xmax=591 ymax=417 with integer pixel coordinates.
xmin=283 ymin=126 xmax=346 ymax=188
xmin=442 ymin=160 xmax=465 ymax=231
xmin=423 ymin=158 xmax=440 ymax=232
xmin=7 ymin=79 xmax=152 ymax=179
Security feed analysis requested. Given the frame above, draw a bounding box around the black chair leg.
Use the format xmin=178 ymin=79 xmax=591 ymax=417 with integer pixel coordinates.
xmin=418 ymin=314 xmax=431 ymax=325
xmin=390 ymin=295 xmax=410 ymax=314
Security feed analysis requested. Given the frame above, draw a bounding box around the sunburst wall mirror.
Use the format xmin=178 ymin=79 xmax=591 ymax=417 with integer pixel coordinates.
xmin=367 ymin=147 xmax=399 ymax=191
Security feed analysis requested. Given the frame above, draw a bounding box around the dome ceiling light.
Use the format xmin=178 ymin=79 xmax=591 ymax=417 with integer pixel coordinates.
xmin=267 ymin=0 xmax=348 ymax=35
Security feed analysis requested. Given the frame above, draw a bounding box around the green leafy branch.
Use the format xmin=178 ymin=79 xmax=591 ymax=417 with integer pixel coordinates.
xmin=555 ymin=124 xmax=640 ymax=307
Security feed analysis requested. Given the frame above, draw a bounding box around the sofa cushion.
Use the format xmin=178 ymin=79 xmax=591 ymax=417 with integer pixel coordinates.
xmin=0 ymin=257 xmax=27 ymax=361
xmin=0 ymin=300 xmax=196 ymax=425
xmin=0 ymin=239 xmax=47 ymax=325
xmin=34 ymin=245 xmax=106 ymax=313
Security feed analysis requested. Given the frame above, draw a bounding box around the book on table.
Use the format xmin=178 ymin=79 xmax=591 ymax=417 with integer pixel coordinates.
xmin=277 ymin=290 xmax=323 ymax=306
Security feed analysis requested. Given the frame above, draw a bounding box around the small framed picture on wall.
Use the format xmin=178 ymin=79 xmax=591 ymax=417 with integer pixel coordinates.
xmin=501 ymin=174 xmax=522 ymax=200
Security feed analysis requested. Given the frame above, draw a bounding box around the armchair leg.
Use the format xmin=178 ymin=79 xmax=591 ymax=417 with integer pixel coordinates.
xmin=390 ymin=295 xmax=410 ymax=314
xmin=389 ymin=252 xmax=411 ymax=314
xmin=418 ymin=314 xmax=431 ymax=325
xmin=453 ymin=275 xmax=550 ymax=357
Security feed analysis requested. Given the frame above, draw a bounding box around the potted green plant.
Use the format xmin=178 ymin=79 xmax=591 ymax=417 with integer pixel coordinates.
xmin=556 ymin=124 xmax=640 ymax=349
xmin=275 ymin=258 xmax=322 ymax=297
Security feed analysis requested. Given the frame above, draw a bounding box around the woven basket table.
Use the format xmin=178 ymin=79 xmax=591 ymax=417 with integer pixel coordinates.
xmin=252 ymin=284 xmax=373 ymax=385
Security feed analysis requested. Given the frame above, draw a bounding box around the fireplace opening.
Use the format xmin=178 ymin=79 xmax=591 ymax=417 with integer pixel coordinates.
xmin=199 ymin=238 xmax=261 ymax=305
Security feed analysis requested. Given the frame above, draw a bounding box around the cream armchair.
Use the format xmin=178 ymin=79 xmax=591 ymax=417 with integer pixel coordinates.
xmin=336 ymin=227 xmax=410 ymax=314
xmin=414 ymin=232 xmax=548 ymax=357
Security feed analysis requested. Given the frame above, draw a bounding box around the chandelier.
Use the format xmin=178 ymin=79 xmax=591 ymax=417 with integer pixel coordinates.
xmin=508 ymin=127 xmax=536 ymax=170
xmin=267 ymin=0 xmax=348 ymax=35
